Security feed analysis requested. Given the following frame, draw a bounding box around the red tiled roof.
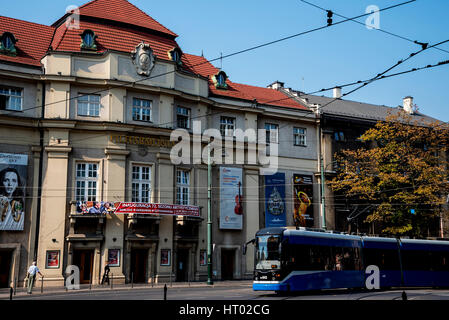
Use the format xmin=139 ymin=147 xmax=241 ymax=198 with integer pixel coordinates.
xmin=51 ymin=21 xmax=178 ymax=62
xmin=0 ymin=16 xmax=54 ymax=67
xmin=75 ymin=0 xmax=177 ymax=38
xmin=182 ymin=53 xmax=308 ymax=110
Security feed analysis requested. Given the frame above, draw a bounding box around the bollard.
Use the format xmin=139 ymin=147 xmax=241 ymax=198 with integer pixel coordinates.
xmin=111 ymin=273 xmax=113 ymax=290
xmin=41 ymin=277 xmax=43 ymax=294
xmin=170 ymin=272 xmax=172 ymax=288
xmin=131 ymin=272 xmax=134 ymax=289
xmin=402 ymin=291 xmax=407 ymax=300
xmin=10 ymin=287 xmax=13 ymax=300
xmin=164 ymin=284 xmax=167 ymax=300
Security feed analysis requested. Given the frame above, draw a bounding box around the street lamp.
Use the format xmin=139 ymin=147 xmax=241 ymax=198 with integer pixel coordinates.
xmin=207 ymin=144 xmax=213 ymax=285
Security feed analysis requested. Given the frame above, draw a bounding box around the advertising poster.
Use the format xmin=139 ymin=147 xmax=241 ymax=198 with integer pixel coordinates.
xmin=293 ymin=174 xmax=314 ymax=227
xmin=161 ymin=249 xmax=171 ymax=266
xmin=108 ymin=249 xmax=120 ymax=267
xmin=219 ymin=167 xmax=243 ymax=230
xmin=265 ymin=172 xmax=286 ymax=228
xmin=0 ymin=153 xmax=28 ymax=231
xmin=46 ymin=250 xmax=60 ymax=269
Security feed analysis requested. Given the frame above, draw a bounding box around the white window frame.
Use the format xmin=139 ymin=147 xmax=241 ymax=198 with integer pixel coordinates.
xmin=265 ymin=123 xmax=279 ymax=144
xmin=132 ymin=98 xmax=152 ymax=122
xmin=176 ymin=169 xmax=190 ymax=205
xmin=75 ymin=162 xmax=98 ymax=202
xmin=220 ymin=116 xmax=235 ymax=137
xmin=77 ymin=93 xmax=101 ymax=117
xmin=177 ymin=106 xmax=191 ymax=129
xmin=0 ymin=86 xmax=23 ymax=111
xmin=293 ymin=127 xmax=307 ymax=146
xmin=131 ymin=165 xmax=152 ymax=203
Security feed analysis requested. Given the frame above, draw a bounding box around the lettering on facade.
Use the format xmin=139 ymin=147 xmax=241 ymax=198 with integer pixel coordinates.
xmin=110 ymin=135 xmax=176 ymax=148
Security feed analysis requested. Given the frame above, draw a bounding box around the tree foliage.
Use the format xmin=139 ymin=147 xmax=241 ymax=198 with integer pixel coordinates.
xmin=329 ymin=112 xmax=449 ymax=237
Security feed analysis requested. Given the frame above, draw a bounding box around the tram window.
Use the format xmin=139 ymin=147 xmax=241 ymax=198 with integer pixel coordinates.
xmin=401 ymin=250 xmax=432 ymax=271
xmin=331 ymin=247 xmax=361 ymax=271
xmin=363 ymin=248 xmax=400 ymax=270
xmin=432 ymin=251 xmax=449 ymax=271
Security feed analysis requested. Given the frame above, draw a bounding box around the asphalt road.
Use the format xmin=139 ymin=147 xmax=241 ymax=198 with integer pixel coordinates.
xmin=5 ymin=283 xmax=449 ymax=300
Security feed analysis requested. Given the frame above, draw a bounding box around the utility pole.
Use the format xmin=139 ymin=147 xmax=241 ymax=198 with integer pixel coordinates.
xmin=207 ymin=144 xmax=213 ymax=285
xmin=320 ymin=155 xmax=326 ymax=229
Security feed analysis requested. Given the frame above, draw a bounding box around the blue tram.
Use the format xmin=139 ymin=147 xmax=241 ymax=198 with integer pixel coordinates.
xmin=248 ymin=227 xmax=449 ymax=292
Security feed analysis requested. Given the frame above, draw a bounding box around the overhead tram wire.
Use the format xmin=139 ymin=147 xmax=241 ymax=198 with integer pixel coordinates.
xmin=6 ymin=0 xmax=416 ymax=117
xmin=24 ymin=57 xmax=449 ymax=148
xmin=299 ymin=0 xmax=449 ymax=55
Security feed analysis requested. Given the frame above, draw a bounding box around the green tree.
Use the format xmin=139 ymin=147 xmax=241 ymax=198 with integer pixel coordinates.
xmin=329 ymin=112 xmax=449 ymax=238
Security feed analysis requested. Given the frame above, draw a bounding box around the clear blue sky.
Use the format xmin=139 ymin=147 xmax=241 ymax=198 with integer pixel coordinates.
xmin=2 ymin=0 xmax=449 ymax=121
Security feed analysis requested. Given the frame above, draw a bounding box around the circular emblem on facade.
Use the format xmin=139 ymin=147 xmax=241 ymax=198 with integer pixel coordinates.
xmin=267 ymin=187 xmax=284 ymax=216
xmin=131 ymin=42 xmax=155 ymax=76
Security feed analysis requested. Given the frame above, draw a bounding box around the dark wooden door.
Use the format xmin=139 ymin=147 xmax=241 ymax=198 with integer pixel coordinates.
xmin=0 ymin=251 xmax=12 ymax=288
xmin=131 ymin=249 xmax=147 ymax=283
xmin=176 ymin=249 xmax=189 ymax=282
xmin=73 ymin=250 xmax=94 ymax=284
xmin=221 ymin=249 xmax=235 ymax=280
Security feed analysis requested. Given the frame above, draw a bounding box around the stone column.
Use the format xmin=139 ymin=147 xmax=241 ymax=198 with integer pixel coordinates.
xmin=156 ymin=152 xmax=174 ymax=282
xmin=103 ymin=148 xmax=130 ymax=284
xmin=37 ymin=143 xmax=72 ymax=287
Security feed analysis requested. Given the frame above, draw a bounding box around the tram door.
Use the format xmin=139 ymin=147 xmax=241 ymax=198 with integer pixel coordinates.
xmin=0 ymin=251 xmax=12 ymax=288
xmin=131 ymin=249 xmax=147 ymax=283
xmin=221 ymin=249 xmax=235 ymax=280
xmin=73 ymin=250 xmax=94 ymax=284
xmin=176 ymin=249 xmax=189 ymax=282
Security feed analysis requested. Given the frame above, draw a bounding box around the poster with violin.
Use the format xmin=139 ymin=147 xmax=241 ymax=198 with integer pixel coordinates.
xmin=219 ymin=167 xmax=243 ymax=230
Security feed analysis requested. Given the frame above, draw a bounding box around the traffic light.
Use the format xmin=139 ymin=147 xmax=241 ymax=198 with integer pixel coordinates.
xmin=327 ymin=10 xmax=333 ymax=26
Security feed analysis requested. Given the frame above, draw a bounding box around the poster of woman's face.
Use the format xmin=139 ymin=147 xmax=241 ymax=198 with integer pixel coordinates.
xmin=0 ymin=153 xmax=28 ymax=231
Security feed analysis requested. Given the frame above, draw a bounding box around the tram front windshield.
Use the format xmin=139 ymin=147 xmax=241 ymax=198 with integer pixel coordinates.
xmin=255 ymin=235 xmax=280 ymax=270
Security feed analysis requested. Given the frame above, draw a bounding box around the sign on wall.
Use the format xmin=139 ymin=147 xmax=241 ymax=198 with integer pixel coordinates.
xmin=265 ymin=172 xmax=286 ymax=228
xmin=219 ymin=167 xmax=243 ymax=230
xmin=293 ymin=174 xmax=314 ymax=228
xmin=0 ymin=153 xmax=28 ymax=231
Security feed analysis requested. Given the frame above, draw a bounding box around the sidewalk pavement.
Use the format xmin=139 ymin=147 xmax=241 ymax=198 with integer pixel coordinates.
xmin=0 ymin=280 xmax=253 ymax=300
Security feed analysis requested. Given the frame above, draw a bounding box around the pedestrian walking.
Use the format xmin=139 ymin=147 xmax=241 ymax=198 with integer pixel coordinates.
xmin=26 ymin=261 xmax=43 ymax=294
xmin=101 ymin=263 xmax=110 ymax=285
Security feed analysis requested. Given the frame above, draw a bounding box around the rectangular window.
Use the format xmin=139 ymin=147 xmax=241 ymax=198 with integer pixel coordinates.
xmin=293 ymin=127 xmax=307 ymax=146
xmin=75 ymin=163 xmax=98 ymax=201
xmin=0 ymin=87 xmax=23 ymax=111
xmin=132 ymin=165 xmax=151 ymax=203
xmin=176 ymin=169 xmax=190 ymax=205
xmin=132 ymin=98 xmax=152 ymax=122
xmin=265 ymin=123 xmax=279 ymax=144
xmin=177 ymin=106 xmax=191 ymax=129
xmin=220 ymin=116 xmax=235 ymax=137
xmin=78 ymin=94 xmax=101 ymax=117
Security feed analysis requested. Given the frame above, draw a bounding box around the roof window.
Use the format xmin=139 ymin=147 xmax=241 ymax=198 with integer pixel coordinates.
xmin=169 ymin=47 xmax=183 ymax=66
xmin=213 ymin=71 xmax=228 ymax=89
xmin=80 ymin=30 xmax=97 ymax=51
xmin=0 ymin=33 xmax=17 ymax=56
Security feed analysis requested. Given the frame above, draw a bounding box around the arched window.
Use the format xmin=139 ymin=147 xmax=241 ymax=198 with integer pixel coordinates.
xmin=213 ymin=71 xmax=228 ymax=89
xmin=169 ymin=47 xmax=183 ymax=66
xmin=0 ymin=32 xmax=17 ymax=56
xmin=80 ymin=30 xmax=97 ymax=50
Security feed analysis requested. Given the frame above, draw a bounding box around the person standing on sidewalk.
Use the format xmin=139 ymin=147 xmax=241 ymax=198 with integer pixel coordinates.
xmin=26 ymin=261 xmax=43 ymax=294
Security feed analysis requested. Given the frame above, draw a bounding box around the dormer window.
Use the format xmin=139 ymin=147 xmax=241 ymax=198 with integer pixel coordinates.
xmin=0 ymin=33 xmax=17 ymax=56
xmin=169 ymin=47 xmax=183 ymax=66
xmin=80 ymin=30 xmax=97 ymax=51
xmin=213 ymin=71 xmax=228 ymax=89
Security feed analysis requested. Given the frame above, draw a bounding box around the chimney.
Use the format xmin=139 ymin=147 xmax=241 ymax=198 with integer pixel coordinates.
xmin=333 ymin=87 xmax=342 ymax=99
xmin=403 ymin=96 xmax=414 ymax=114
xmin=267 ymin=81 xmax=284 ymax=90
